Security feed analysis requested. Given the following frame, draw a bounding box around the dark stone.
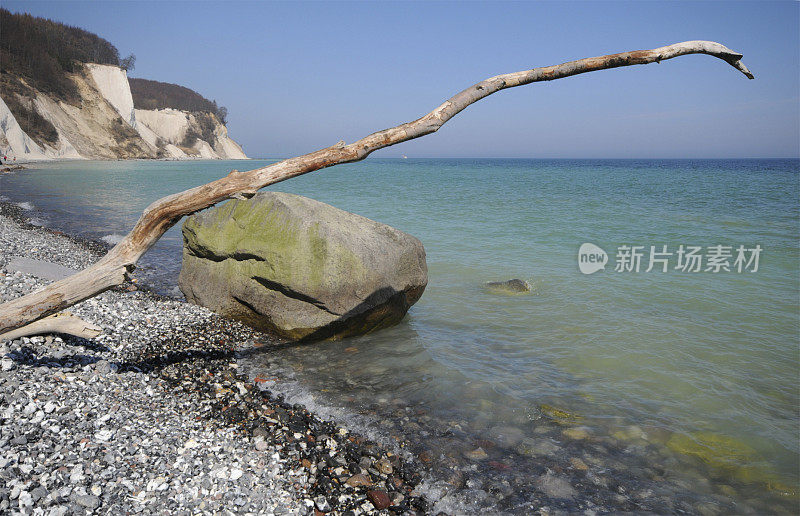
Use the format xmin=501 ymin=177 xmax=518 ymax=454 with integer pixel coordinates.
xmin=367 ymin=489 xmax=391 ymax=510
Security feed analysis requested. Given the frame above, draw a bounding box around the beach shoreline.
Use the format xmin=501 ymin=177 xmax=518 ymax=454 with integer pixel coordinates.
xmin=0 ymin=202 xmax=430 ymax=515
xmin=1 ymin=157 xmax=252 ymax=167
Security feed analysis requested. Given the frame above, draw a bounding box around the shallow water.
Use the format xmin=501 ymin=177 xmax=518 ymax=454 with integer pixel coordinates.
xmin=2 ymin=158 xmax=798 ymax=512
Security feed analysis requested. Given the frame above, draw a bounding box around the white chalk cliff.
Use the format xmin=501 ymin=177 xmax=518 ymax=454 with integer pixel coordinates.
xmin=0 ymin=63 xmax=247 ymax=161
xmin=135 ymin=108 xmax=247 ymax=160
xmin=0 ymin=95 xmax=82 ymax=161
xmin=86 ymin=64 xmax=137 ymax=129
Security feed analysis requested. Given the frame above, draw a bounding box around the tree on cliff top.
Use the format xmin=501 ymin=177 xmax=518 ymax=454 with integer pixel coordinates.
xmin=0 ymin=9 xmax=229 ymax=124
xmin=0 ymin=8 xmax=122 ymax=101
xmin=120 ymin=54 xmax=136 ymax=72
xmin=128 ymin=77 xmax=228 ymax=123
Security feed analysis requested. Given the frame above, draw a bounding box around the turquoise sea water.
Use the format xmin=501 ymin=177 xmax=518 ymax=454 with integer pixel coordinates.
xmin=1 ymin=158 xmax=798 ymax=512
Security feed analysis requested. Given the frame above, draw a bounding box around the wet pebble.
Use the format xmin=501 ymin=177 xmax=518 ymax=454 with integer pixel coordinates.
xmin=367 ymin=489 xmax=391 ymax=510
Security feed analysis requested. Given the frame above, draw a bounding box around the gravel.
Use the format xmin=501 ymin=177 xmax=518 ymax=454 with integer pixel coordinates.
xmin=0 ymin=209 xmax=429 ymax=515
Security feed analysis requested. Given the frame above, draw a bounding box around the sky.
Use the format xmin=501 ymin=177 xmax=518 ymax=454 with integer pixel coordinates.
xmin=3 ymin=1 xmax=799 ymax=159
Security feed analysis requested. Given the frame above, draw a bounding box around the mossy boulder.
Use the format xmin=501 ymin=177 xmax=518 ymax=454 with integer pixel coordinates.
xmin=179 ymin=191 xmax=427 ymax=341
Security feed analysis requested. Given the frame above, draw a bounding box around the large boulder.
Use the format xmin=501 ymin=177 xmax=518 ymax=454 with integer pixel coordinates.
xmin=178 ymin=192 xmax=427 ymax=341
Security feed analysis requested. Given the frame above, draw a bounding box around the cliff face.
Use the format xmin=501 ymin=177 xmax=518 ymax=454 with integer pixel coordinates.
xmin=0 ymin=95 xmax=80 ymax=160
xmin=86 ymin=64 xmax=137 ymax=128
xmin=0 ymin=63 xmax=247 ymax=161
xmin=135 ymin=108 xmax=247 ymax=160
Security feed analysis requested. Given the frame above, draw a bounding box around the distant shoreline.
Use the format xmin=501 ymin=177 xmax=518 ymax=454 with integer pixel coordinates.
xmin=6 ymin=156 xmax=798 ymax=165
xmin=3 ymin=157 xmax=253 ymax=166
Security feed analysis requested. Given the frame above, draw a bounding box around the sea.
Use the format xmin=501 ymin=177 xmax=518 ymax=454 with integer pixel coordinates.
xmin=1 ymin=158 xmax=798 ymax=514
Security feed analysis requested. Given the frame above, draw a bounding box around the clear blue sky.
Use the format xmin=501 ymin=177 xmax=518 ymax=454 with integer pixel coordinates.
xmin=4 ymin=1 xmax=799 ymax=158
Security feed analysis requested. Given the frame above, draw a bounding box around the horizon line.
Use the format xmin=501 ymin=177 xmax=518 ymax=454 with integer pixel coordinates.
xmin=247 ymin=156 xmax=800 ymax=161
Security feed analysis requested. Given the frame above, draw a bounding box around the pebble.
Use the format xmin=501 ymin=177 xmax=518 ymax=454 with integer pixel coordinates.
xmin=375 ymin=457 xmax=393 ymax=474
xmin=464 ymin=447 xmax=489 ymax=461
xmin=487 ymin=425 xmax=525 ymax=448
xmin=517 ymin=437 xmax=561 ymax=457
xmin=18 ymin=491 xmax=33 ymax=507
xmin=537 ymin=473 xmax=578 ymax=499
xmin=367 ymin=489 xmax=391 ymax=510
xmin=562 ymin=426 xmax=591 ymax=440
xmin=74 ymin=494 xmax=100 ymax=509
xmin=570 ymin=457 xmax=589 ymax=471
xmin=94 ymin=429 xmax=114 ymax=442
xmin=346 ymin=473 xmax=372 ymax=487
xmin=314 ymin=495 xmax=331 ymax=512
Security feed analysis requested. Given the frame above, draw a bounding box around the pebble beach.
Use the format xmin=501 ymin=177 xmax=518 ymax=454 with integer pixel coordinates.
xmin=0 ymin=203 xmax=429 ymax=515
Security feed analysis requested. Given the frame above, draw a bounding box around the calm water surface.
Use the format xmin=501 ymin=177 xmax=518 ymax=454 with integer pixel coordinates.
xmin=1 ymin=158 xmax=798 ymax=513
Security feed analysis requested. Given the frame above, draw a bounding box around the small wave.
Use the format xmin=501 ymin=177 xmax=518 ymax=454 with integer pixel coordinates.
xmin=101 ymin=233 xmax=125 ymax=245
xmin=14 ymin=202 xmax=34 ymax=210
xmin=28 ymin=217 xmax=46 ymax=227
xmin=241 ymin=360 xmax=478 ymax=513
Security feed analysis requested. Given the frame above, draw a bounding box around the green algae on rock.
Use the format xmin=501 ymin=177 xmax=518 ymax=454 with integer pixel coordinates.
xmin=666 ymin=431 xmax=797 ymax=498
xmin=179 ymin=191 xmax=427 ymax=341
xmin=666 ymin=431 xmax=759 ymax=471
xmin=485 ymin=278 xmax=531 ymax=295
xmin=539 ymin=404 xmax=584 ymax=426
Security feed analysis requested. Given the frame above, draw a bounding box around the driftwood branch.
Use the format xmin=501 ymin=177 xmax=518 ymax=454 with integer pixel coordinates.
xmin=0 ymin=41 xmax=752 ymax=334
xmin=0 ymin=312 xmax=102 ymax=342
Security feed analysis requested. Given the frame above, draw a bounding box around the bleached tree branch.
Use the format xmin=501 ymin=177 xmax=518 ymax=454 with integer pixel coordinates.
xmin=0 ymin=41 xmax=753 ymax=335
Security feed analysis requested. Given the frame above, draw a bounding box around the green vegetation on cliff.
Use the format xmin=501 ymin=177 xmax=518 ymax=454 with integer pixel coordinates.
xmin=0 ymin=8 xmax=132 ymax=101
xmin=0 ymin=7 xmax=229 ymax=151
xmin=0 ymin=7 xmax=134 ymax=145
xmin=129 ymin=78 xmax=227 ymax=124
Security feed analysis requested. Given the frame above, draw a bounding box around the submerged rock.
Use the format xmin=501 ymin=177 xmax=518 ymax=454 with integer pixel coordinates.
xmin=536 ymin=473 xmax=577 ymax=499
xmin=569 ymin=457 xmax=589 ymax=471
xmin=485 ymin=278 xmax=530 ymax=294
xmin=486 ymin=425 xmax=525 ymax=448
xmin=664 ymin=430 xmax=791 ymax=491
xmin=179 ymin=191 xmax=427 ymax=341
xmin=562 ymin=426 xmax=591 ymax=440
xmin=463 ymin=447 xmax=489 ymax=461
xmin=516 ymin=437 xmax=561 ymax=457
xmin=539 ymin=404 xmax=583 ymax=425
